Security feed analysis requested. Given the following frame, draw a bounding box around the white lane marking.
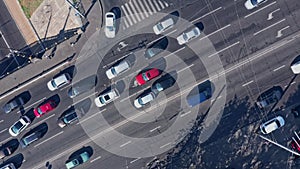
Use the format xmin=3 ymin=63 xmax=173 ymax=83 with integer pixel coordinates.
xmin=137 ymin=0 xmax=149 ymax=17
xmin=72 ymin=91 xmax=98 ymax=106
xmin=60 ymin=84 xmax=72 ymax=91
xmin=276 ymin=26 xmax=290 ymax=38
xmin=253 ymin=19 xmax=286 ymax=36
xmin=147 ymin=0 xmax=157 ymax=13
xmin=177 ymin=64 xmax=194 ymax=73
xmin=207 ymin=41 xmax=240 ymax=58
xmin=273 ymin=65 xmax=285 ymax=72
xmin=130 ymin=157 xmax=141 ymax=164
xmin=120 ymin=140 xmax=132 ymax=147
xmin=148 ymin=29 xmax=177 ymax=46
xmin=160 ymin=142 xmax=171 ymax=149
xmin=0 ymin=120 xmax=3 ymax=123
xmin=0 ymin=137 xmax=12 ymax=145
xmin=244 ymin=1 xmax=277 ymax=19
xmin=267 ymin=8 xmax=280 ymax=20
xmin=192 ymin=7 xmax=222 ymax=23
xmin=129 ymin=0 xmax=141 ymax=22
xmin=143 ymin=0 xmax=153 ymax=15
xmin=121 ymin=5 xmax=133 ymax=27
xmin=125 ymin=3 xmax=137 ymax=24
xmin=34 ymin=131 xmax=64 ymax=148
xmin=150 ymin=126 xmax=161 ymax=132
xmin=291 ymin=81 xmax=296 ymax=85
xmin=119 ymin=89 xmax=143 ymax=102
xmin=242 ymin=80 xmax=254 ymax=87
xmin=153 ymin=0 xmax=162 ymax=11
xmin=217 ymin=96 xmax=222 ymax=99
xmin=26 ymin=114 xmax=56 ymax=130
xmin=199 ymin=24 xmax=231 ymax=41
xmin=77 ymin=109 xmax=106 ymax=125
xmin=158 ymin=0 xmax=166 ymax=9
xmin=132 ymin=0 xmax=145 ymax=20
xmin=164 ymin=1 xmax=169 ymax=7
xmin=22 ymin=97 xmax=46 ymax=111
xmin=90 ymin=156 xmax=102 ymax=163
xmin=164 ymin=47 xmax=185 ymax=59
xmin=180 ymin=111 xmax=191 ymax=117
xmin=0 ymin=128 xmax=7 ymax=134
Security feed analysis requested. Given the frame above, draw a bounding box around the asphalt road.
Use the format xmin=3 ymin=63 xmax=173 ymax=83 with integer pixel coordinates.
xmin=1 ymin=0 xmax=300 ymax=168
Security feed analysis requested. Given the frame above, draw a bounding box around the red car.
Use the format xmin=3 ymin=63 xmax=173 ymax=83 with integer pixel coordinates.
xmin=33 ymin=100 xmax=57 ymax=118
xmin=135 ymin=68 xmax=161 ymax=85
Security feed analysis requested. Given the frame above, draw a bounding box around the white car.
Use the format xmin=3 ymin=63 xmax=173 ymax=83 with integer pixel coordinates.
xmin=95 ymin=89 xmax=119 ymax=107
xmin=177 ymin=27 xmax=201 ymax=45
xmin=47 ymin=73 xmax=71 ymax=91
xmin=9 ymin=116 xmax=31 ymax=137
xmin=105 ymin=12 xmax=116 ymax=38
xmin=134 ymin=92 xmax=156 ymax=108
xmin=244 ymin=0 xmax=267 ymax=10
xmin=260 ymin=116 xmax=285 ymax=134
xmin=0 ymin=163 xmax=16 ymax=169
xmin=106 ymin=60 xmax=130 ymax=79
xmin=291 ymin=61 xmax=300 ymax=74
xmin=153 ymin=18 xmax=174 ymax=35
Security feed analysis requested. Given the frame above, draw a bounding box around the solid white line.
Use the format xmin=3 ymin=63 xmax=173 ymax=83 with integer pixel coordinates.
xmin=120 ymin=140 xmax=132 ymax=147
xmin=130 ymin=157 xmax=141 ymax=164
xmin=160 ymin=142 xmax=171 ymax=149
xmin=149 ymin=29 xmax=177 ymax=46
xmin=164 ymin=47 xmax=185 ymax=59
xmin=150 ymin=126 xmax=161 ymax=132
xmin=77 ymin=109 xmax=106 ymax=124
xmin=199 ymin=24 xmax=231 ymax=41
xmin=72 ymin=91 xmax=98 ymax=106
xmin=23 ymin=97 xmax=46 ymax=110
xmin=27 ymin=114 xmax=56 ymax=130
xmin=34 ymin=131 xmax=64 ymax=148
xmin=217 ymin=96 xmax=222 ymax=99
xmin=178 ymin=64 xmax=194 ymax=73
xmin=291 ymin=81 xmax=296 ymax=85
xmin=253 ymin=19 xmax=286 ymax=36
xmin=60 ymin=84 xmax=72 ymax=91
xmin=244 ymin=1 xmax=277 ymax=18
xmin=0 ymin=120 xmax=3 ymax=123
xmin=0 ymin=137 xmax=12 ymax=145
xmin=180 ymin=111 xmax=191 ymax=117
xmin=192 ymin=7 xmax=222 ymax=23
xmin=273 ymin=65 xmax=285 ymax=72
xmin=207 ymin=41 xmax=240 ymax=58
xmin=0 ymin=128 xmax=7 ymax=134
xmin=90 ymin=156 xmax=102 ymax=163
xmin=242 ymin=80 xmax=254 ymax=87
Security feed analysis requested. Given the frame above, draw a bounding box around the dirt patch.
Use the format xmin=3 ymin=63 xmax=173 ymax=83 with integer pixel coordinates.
xmin=18 ymin=0 xmax=43 ymax=18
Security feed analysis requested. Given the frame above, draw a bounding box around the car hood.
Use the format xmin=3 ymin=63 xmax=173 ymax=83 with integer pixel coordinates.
xmin=94 ymin=97 xmax=104 ymax=107
xmin=244 ymin=0 xmax=255 ymax=10
xmin=176 ymin=35 xmax=185 ymax=45
xmin=134 ymin=99 xmax=142 ymax=108
xmin=105 ymin=69 xmax=115 ymax=79
xmin=47 ymin=81 xmax=56 ymax=91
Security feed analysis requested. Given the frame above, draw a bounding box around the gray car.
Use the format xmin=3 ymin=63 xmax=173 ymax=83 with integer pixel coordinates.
xmin=3 ymin=96 xmax=25 ymax=113
xmin=57 ymin=109 xmax=79 ymax=128
xmin=256 ymin=87 xmax=282 ymax=108
xmin=20 ymin=131 xmax=42 ymax=148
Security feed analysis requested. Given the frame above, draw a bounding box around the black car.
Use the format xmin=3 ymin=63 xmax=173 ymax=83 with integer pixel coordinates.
xmin=256 ymin=87 xmax=282 ymax=108
xmin=3 ymin=96 xmax=25 ymax=113
xmin=144 ymin=37 xmax=168 ymax=59
xmin=0 ymin=145 xmax=12 ymax=159
xmin=68 ymin=83 xmax=95 ymax=98
xmin=151 ymin=77 xmax=175 ymax=94
xmin=57 ymin=109 xmax=79 ymax=128
xmin=20 ymin=131 xmax=42 ymax=148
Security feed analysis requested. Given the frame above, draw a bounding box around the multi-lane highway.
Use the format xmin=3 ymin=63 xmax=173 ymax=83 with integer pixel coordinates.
xmin=1 ymin=0 xmax=300 ymax=168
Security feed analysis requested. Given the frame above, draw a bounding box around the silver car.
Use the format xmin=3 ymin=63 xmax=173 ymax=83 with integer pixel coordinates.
xmin=260 ymin=116 xmax=285 ymax=134
xmin=94 ymin=89 xmax=119 ymax=107
xmin=134 ymin=91 xmax=156 ymax=108
xmin=177 ymin=27 xmax=201 ymax=45
xmin=47 ymin=73 xmax=71 ymax=91
xmin=106 ymin=60 xmax=130 ymax=79
xmin=105 ymin=12 xmax=116 ymax=38
xmin=153 ymin=18 xmax=174 ymax=35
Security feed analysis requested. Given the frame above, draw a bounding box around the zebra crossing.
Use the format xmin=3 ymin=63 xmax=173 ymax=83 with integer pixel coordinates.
xmin=120 ymin=0 xmax=170 ymax=29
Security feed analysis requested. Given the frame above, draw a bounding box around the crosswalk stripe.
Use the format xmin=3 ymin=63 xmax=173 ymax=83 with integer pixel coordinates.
xmin=164 ymin=1 xmax=169 ymax=7
xmin=132 ymin=0 xmax=145 ymax=20
xmin=153 ymin=0 xmax=162 ymax=11
xmin=128 ymin=0 xmax=141 ymax=22
xmin=143 ymin=0 xmax=153 ymax=15
xmin=121 ymin=5 xmax=133 ymax=27
xmin=137 ymin=0 xmax=149 ymax=17
xmin=125 ymin=3 xmax=137 ymax=24
xmin=158 ymin=0 xmax=166 ymax=9
xmin=147 ymin=0 xmax=158 ymax=13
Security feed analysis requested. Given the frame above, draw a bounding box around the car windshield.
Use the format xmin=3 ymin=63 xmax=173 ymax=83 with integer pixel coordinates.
xmin=111 ymin=67 xmax=117 ymax=75
xmin=51 ymin=80 xmax=57 ymax=88
xmin=64 ymin=113 xmax=77 ymax=123
xmin=99 ymin=97 xmax=105 ymax=104
xmin=157 ymin=23 xmax=163 ymax=31
xmin=275 ymin=120 xmax=281 ymax=127
xmin=142 ymin=73 xmax=149 ymax=81
xmin=156 ymin=83 xmax=163 ymax=91
xmin=12 ymin=121 xmax=23 ymax=133
xmin=72 ymin=159 xmax=79 ymax=166
xmin=183 ymin=33 xmax=188 ymax=41
xmin=37 ymin=108 xmax=43 ymax=115
xmin=251 ymin=0 xmax=258 ymax=5
xmin=138 ymin=98 xmax=144 ymax=105
xmin=107 ymin=26 xmax=114 ymax=31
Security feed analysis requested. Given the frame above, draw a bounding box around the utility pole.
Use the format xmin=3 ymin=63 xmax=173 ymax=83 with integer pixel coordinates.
xmin=65 ymin=0 xmax=85 ymax=18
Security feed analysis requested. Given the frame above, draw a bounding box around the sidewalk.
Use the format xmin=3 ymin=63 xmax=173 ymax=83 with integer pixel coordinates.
xmin=0 ymin=0 xmax=103 ymax=97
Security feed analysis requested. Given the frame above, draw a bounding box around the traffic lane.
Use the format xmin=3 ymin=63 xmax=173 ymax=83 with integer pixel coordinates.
xmin=0 ymin=37 xmax=9 ymax=59
xmin=0 ymin=0 xmax=27 ymax=50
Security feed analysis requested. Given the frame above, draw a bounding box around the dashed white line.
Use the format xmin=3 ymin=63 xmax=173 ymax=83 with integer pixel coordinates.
xmin=273 ymin=65 xmax=285 ymax=72
xmin=0 ymin=120 xmax=3 ymax=123
xmin=120 ymin=140 xmax=132 ymax=147
xmin=76 ymin=109 xmax=106 ymax=125
xmin=244 ymin=1 xmax=277 ymax=19
xmin=160 ymin=142 xmax=171 ymax=149
xmin=90 ymin=156 xmax=102 ymax=163
xmin=18 ymin=97 xmax=46 ymax=113
xmin=180 ymin=111 xmax=191 ymax=117
xmin=178 ymin=64 xmax=194 ymax=73
xmin=199 ymin=24 xmax=231 ymax=41
xmin=242 ymin=80 xmax=254 ymax=87
xmin=130 ymin=157 xmax=141 ymax=164
xmin=253 ymin=19 xmax=286 ymax=36
xmin=164 ymin=47 xmax=185 ymax=59
xmin=150 ymin=126 xmax=161 ymax=132
xmin=0 ymin=137 xmax=12 ymax=145
xmin=192 ymin=7 xmax=222 ymax=23
xmin=149 ymin=29 xmax=177 ymax=46
xmin=207 ymin=41 xmax=240 ymax=58
xmin=0 ymin=128 xmax=7 ymax=134
xmin=34 ymin=131 xmax=64 ymax=148
xmin=26 ymin=114 xmax=56 ymax=130
xmin=72 ymin=91 xmax=98 ymax=106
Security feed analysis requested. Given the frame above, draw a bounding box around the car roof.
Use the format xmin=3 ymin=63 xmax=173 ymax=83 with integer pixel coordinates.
xmin=140 ymin=93 xmax=154 ymax=103
xmin=263 ymin=121 xmax=279 ymax=133
xmin=39 ymin=101 xmax=55 ymax=112
xmin=114 ymin=60 xmax=130 ymax=74
xmin=54 ymin=74 xmax=69 ymax=85
xmin=106 ymin=13 xmax=115 ymax=26
xmin=161 ymin=18 xmax=174 ymax=27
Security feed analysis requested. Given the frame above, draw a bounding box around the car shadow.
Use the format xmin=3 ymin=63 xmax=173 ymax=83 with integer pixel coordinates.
xmin=0 ymin=153 xmax=24 ymax=168
xmin=68 ymin=146 xmax=93 ymax=159
xmin=291 ymin=55 xmax=300 ymax=66
xmin=23 ymin=122 xmax=48 ymax=139
xmin=194 ymin=22 xmax=204 ymax=31
xmin=60 ymin=65 xmax=77 ymax=79
xmin=73 ymin=98 xmax=92 ymax=114
xmin=187 ymin=80 xmax=214 ymax=97
xmin=110 ymin=7 xmax=121 ymax=35
xmin=1 ymin=139 xmax=19 ymax=155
